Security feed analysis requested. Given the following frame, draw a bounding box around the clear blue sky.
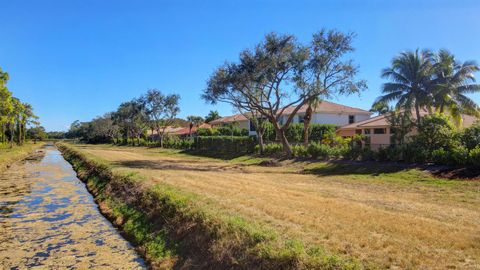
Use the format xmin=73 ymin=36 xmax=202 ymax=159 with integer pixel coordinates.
xmin=2 ymin=0 xmax=480 ymax=131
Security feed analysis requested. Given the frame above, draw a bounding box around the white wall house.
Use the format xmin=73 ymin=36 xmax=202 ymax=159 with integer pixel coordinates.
xmin=209 ymin=101 xmax=372 ymax=136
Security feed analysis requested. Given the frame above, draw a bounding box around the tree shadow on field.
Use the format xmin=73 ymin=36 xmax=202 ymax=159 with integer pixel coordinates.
xmin=113 ymin=159 xmax=238 ymax=172
xmin=304 ymin=161 xmax=410 ymax=176
xmin=180 ymin=149 xmax=247 ymax=160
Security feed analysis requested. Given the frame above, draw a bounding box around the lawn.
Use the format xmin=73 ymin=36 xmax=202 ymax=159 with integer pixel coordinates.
xmin=68 ymin=143 xmax=480 ymax=269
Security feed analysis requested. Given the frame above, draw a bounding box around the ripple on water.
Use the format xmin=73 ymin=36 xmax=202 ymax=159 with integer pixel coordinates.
xmin=0 ymin=146 xmax=146 ymax=269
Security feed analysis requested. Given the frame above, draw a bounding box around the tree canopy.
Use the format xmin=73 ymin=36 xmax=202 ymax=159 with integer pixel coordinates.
xmin=203 ymin=30 xmax=365 ymax=157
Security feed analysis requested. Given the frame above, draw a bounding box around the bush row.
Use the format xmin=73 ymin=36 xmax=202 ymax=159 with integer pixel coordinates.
xmin=193 ymin=136 xmax=256 ymax=156
xmin=262 ymin=123 xmax=338 ymax=143
xmin=257 ymin=114 xmax=480 ymax=166
xmin=197 ymin=127 xmax=249 ymax=136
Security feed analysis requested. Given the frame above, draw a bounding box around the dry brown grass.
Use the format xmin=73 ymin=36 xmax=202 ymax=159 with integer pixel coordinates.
xmin=73 ymin=144 xmax=480 ymax=269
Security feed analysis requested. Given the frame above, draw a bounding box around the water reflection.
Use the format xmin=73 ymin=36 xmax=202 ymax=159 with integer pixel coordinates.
xmin=0 ymin=145 xmax=145 ymax=269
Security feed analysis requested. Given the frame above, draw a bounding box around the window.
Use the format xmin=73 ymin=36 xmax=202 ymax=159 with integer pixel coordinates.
xmin=374 ymin=128 xmax=386 ymax=134
xmin=364 ymin=136 xmax=371 ymax=146
xmin=364 ymin=129 xmax=371 ymax=135
xmin=249 ymin=120 xmax=256 ymax=132
xmin=348 ymin=115 xmax=355 ymax=124
xmin=297 ymin=114 xmax=305 ymax=123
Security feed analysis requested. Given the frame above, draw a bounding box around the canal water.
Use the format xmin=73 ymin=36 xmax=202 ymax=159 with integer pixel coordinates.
xmin=0 ymin=145 xmax=146 ymax=269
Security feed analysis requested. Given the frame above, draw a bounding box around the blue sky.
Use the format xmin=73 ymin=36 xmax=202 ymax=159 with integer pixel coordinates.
xmin=1 ymin=0 xmax=480 ymax=131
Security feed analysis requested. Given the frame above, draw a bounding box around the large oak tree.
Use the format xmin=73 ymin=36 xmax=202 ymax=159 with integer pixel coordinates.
xmin=203 ymin=30 xmax=366 ymax=157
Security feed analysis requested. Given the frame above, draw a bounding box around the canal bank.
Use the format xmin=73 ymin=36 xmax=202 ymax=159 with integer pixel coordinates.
xmin=0 ymin=145 xmax=146 ymax=269
xmin=57 ymin=143 xmax=357 ymax=270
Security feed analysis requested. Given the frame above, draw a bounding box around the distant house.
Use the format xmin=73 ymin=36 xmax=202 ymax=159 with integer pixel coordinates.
xmin=336 ymin=109 xmax=478 ymax=149
xmin=148 ymin=123 xmax=212 ymax=139
xmin=209 ymin=100 xmax=371 ymax=136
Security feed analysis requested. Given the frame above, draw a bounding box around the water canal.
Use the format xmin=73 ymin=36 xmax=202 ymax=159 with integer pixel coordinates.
xmin=0 ymin=145 xmax=146 ymax=269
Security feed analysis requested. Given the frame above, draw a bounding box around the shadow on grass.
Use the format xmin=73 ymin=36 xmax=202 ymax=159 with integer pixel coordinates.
xmin=180 ymin=149 xmax=250 ymax=160
xmin=113 ymin=159 xmax=229 ymax=172
xmin=304 ymin=161 xmax=411 ymax=176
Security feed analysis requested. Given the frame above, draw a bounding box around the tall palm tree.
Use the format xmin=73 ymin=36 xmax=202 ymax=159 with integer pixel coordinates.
xmin=375 ymin=49 xmax=434 ymax=127
xmin=431 ymin=49 xmax=480 ymax=125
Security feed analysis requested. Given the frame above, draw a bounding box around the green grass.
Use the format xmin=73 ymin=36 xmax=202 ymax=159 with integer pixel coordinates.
xmin=304 ymin=162 xmax=477 ymax=188
xmin=58 ymin=142 xmax=363 ymax=270
xmin=0 ymin=142 xmax=45 ymax=173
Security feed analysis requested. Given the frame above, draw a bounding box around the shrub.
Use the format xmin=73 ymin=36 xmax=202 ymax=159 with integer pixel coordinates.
xmin=309 ymin=124 xmax=338 ymax=142
xmin=263 ymin=143 xmax=283 ymax=156
xmin=468 ymin=146 xmax=480 ymax=166
xmin=431 ymin=148 xmax=450 ymax=165
xmin=292 ymin=145 xmax=308 ymax=158
xmin=413 ymin=113 xmax=457 ymax=152
xmin=262 ymin=123 xmax=338 ymax=143
xmin=376 ymin=147 xmax=390 ymax=162
xmin=386 ymin=146 xmax=402 ymax=162
xmin=360 ymin=148 xmax=375 ymax=161
xmin=307 ymin=142 xmax=332 ymax=160
xmin=342 ymin=146 xmax=362 ymax=161
xmin=197 ymin=128 xmax=219 ymax=136
xmin=461 ymin=123 xmax=480 ymax=150
xmin=285 ymin=123 xmax=303 ymax=143
xmin=450 ymin=145 xmax=469 ymax=166
xmin=194 ymin=136 xmax=256 ymax=156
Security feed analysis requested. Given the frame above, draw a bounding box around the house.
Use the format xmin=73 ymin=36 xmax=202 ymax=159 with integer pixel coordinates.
xmin=209 ymin=100 xmax=372 ymax=136
xmin=336 ymin=109 xmax=478 ymax=149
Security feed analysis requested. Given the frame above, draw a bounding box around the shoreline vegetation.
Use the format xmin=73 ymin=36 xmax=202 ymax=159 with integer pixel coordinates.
xmin=58 ymin=142 xmax=480 ymax=269
xmin=0 ymin=142 xmax=45 ymax=173
xmin=57 ymin=142 xmax=361 ymax=270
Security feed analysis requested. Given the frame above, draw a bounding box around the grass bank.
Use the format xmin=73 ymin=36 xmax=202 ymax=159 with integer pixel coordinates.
xmin=0 ymin=142 xmax=45 ymax=173
xmin=57 ymin=143 xmax=360 ymax=270
xmin=63 ymin=143 xmax=480 ymax=269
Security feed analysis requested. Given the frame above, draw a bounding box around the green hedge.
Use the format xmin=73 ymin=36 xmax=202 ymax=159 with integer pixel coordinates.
xmin=262 ymin=123 xmax=338 ymax=143
xmin=197 ymin=127 xmax=249 ymax=136
xmin=193 ymin=136 xmax=256 ymax=156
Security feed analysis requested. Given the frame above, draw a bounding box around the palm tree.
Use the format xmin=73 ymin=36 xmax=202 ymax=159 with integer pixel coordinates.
xmin=431 ymin=49 xmax=480 ymax=125
xmin=375 ymin=49 xmax=434 ymax=127
xmin=369 ymin=100 xmax=391 ymax=115
xmin=205 ymin=110 xmax=221 ymax=123
xmin=186 ymin=115 xmax=204 ymax=136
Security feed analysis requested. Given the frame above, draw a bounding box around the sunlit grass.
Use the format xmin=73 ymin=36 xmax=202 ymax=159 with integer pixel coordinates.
xmin=62 ymin=143 xmax=480 ymax=269
xmin=0 ymin=142 xmax=45 ymax=172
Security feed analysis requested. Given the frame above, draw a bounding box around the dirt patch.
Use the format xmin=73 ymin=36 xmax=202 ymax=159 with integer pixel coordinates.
xmin=428 ymin=165 xmax=480 ymax=180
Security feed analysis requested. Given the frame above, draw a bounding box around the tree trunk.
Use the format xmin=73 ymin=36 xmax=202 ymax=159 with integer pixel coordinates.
xmin=303 ymin=104 xmax=313 ymax=147
xmin=256 ymin=129 xmax=265 ymax=155
xmin=276 ymin=127 xmax=292 ymax=158
xmin=415 ymin=102 xmax=422 ymax=128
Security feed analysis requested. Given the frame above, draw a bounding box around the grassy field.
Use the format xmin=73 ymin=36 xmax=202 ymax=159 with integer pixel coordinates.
xmin=0 ymin=142 xmax=45 ymax=173
xmin=67 ymin=143 xmax=480 ymax=269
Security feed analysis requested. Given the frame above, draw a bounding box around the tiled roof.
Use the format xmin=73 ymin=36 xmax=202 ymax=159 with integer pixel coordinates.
xmin=281 ymin=100 xmax=371 ymax=115
xmin=209 ymin=114 xmax=248 ymax=125
xmin=338 ymin=109 xmax=479 ymax=130
xmin=209 ymin=100 xmax=370 ymax=124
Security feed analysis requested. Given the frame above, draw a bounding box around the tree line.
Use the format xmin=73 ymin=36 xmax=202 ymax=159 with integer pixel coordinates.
xmin=203 ymin=30 xmax=480 ymax=157
xmin=0 ymin=67 xmax=39 ymax=146
xmin=373 ymin=49 xmax=480 ymax=128
xmin=65 ymin=88 xmax=223 ymax=145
